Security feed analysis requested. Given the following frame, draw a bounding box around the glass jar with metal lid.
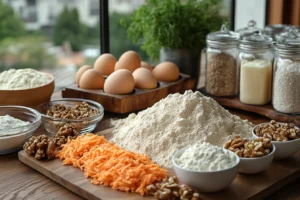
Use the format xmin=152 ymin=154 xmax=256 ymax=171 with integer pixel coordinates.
xmin=236 ymin=20 xmax=261 ymax=39
xmin=273 ymin=28 xmax=300 ymax=114
xmin=205 ymin=24 xmax=239 ymax=97
xmin=239 ymin=31 xmax=274 ymax=105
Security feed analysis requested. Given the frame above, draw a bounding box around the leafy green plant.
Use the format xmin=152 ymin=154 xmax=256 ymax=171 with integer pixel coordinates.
xmin=122 ymin=0 xmax=224 ymax=60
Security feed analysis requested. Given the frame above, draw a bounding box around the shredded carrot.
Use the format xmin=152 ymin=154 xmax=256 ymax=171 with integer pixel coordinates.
xmin=56 ymin=134 xmax=167 ymax=196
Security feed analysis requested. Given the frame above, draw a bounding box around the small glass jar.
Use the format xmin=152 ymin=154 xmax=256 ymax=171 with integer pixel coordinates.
xmin=273 ymin=28 xmax=300 ymax=114
xmin=236 ymin=20 xmax=261 ymax=39
xmin=238 ymin=31 xmax=274 ymax=105
xmin=205 ymin=24 xmax=239 ymax=97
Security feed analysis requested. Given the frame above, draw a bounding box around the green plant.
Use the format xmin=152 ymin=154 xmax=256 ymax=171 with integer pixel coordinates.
xmin=122 ymin=0 xmax=224 ymax=60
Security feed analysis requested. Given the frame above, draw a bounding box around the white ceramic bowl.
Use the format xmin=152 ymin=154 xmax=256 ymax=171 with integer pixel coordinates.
xmin=0 ymin=106 xmax=41 ymax=154
xmin=238 ymin=142 xmax=276 ymax=174
xmin=172 ymin=147 xmax=240 ymax=193
xmin=252 ymin=123 xmax=300 ymax=159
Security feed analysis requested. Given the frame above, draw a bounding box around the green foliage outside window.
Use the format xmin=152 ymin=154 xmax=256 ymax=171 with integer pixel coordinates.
xmin=53 ymin=7 xmax=83 ymax=52
xmin=0 ymin=0 xmax=26 ymax=42
xmin=0 ymin=36 xmax=56 ymax=71
xmin=110 ymin=12 xmax=148 ymax=61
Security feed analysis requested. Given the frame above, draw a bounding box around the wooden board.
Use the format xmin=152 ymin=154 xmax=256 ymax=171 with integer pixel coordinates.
xmin=199 ymin=89 xmax=300 ymax=127
xmin=62 ymin=73 xmax=195 ymax=114
xmin=18 ymin=129 xmax=300 ymax=200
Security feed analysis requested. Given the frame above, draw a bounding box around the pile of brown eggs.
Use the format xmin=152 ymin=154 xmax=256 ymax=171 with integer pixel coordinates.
xmin=75 ymin=51 xmax=180 ymax=95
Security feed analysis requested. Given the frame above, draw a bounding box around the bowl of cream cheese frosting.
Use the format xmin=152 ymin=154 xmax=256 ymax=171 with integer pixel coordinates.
xmin=0 ymin=106 xmax=41 ymax=154
xmin=173 ymin=142 xmax=240 ymax=192
xmin=0 ymin=68 xmax=54 ymax=107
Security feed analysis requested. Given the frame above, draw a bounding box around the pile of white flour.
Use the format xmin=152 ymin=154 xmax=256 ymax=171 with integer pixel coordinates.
xmin=111 ymin=90 xmax=252 ymax=168
xmin=0 ymin=68 xmax=52 ymax=90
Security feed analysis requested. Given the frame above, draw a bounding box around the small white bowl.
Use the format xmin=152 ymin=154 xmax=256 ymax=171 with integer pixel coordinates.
xmin=252 ymin=123 xmax=300 ymax=159
xmin=238 ymin=143 xmax=276 ymax=174
xmin=172 ymin=147 xmax=240 ymax=193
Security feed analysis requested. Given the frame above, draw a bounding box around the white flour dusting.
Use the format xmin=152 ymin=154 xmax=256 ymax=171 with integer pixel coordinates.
xmin=111 ymin=90 xmax=253 ymax=168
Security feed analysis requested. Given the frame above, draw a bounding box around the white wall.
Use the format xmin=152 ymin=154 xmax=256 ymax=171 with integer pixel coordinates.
xmin=235 ymin=0 xmax=267 ymax=30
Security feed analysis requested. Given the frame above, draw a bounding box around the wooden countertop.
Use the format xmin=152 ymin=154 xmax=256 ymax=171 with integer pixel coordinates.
xmin=0 ymin=92 xmax=299 ymax=200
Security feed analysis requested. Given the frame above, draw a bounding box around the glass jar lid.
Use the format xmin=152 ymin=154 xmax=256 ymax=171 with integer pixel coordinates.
xmin=239 ymin=31 xmax=273 ymax=50
xmin=263 ymin=24 xmax=290 ymax=38
xmin=276 ymin=28 xmax=300 ymax=54
xmin=236 ymin=20 xmax=261 ymax=38
xmin=206 ymin=24 xmax=239 ymax=47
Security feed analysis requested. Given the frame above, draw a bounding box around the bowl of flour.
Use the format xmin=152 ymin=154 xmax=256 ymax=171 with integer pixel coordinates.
xmin=0 ymin=106 xmax=41 ymax=154
xmin=173 ymin=142 xmax=240 ymax=192
xmin=0 ymin=68 xmax=54 ymax=107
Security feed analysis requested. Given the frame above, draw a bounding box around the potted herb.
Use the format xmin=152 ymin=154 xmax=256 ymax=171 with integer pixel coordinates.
xmin=122 ymin=0 xmax=224 ymax=87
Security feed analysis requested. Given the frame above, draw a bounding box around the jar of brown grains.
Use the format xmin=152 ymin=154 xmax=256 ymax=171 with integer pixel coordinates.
xmin=205 ymin=24 xmax=239 ymax=97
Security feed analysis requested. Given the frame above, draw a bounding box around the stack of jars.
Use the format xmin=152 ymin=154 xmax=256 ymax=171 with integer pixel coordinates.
xmin=205 ymin=23 xmax=300 ymax=114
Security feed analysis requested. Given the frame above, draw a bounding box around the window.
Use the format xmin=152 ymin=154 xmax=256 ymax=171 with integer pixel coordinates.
xmin=90 ymin=0 xmax=99 ymax=15
xmin=109 ymin=0 xmax=149 ymax=62
xmin=0 ymin=0 xmax=100 ymax=90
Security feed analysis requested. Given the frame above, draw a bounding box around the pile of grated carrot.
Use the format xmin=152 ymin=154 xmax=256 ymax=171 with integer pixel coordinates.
xmin=56 ymin=133 xmax=168 ymax=196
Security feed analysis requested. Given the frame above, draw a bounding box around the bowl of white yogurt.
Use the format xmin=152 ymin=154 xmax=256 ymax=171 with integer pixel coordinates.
xmin=0 ymin=106 xmax=41 ymax=154
xmin=172 ymin=142 xmax=240 ymax=193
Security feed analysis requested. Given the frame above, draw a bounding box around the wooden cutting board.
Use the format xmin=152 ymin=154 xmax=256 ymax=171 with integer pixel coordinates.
xmin=18 ymin=129 xmax=300 ymax=200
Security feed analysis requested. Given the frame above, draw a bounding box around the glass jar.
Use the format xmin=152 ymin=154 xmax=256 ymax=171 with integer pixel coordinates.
xmin=238 ymin=31 xmax=274 ymax=105
xmin=236 ymin=20 xmax=261 ymax=39
xmin=263 ymin=24 xmax=290 ymax=40
xmin=205 ymin=24 xmax=239 ymax=97
xmin=273 ymin=28 xmax=300 ymax=114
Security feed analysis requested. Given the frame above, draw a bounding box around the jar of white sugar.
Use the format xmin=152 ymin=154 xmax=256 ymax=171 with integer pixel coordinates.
xmin=273 ymin=28 xmax=300 ymax=114
xmin=205 ymin=24 xmax=239 ymax=97
xmin=238 ymin=31 xmax=274 ymax=105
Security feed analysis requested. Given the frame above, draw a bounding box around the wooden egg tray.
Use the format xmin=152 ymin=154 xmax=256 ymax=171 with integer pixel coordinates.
xmin=62 ymin=73 xmax=195 ymax=113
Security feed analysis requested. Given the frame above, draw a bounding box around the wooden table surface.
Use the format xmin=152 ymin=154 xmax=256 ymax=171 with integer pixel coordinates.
xmin=0 ymin=92 xmax=299 ymax=200
xmin=1 ymin=63 xmax=299 ymax=200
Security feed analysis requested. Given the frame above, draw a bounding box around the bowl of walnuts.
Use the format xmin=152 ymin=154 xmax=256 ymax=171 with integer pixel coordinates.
xmin=224 ymin=136 xmax=275 ymax=174
xmin=252 ymin=120 xmax=300 ymax=159
xmin=37 ymin=98 xmax=104 ymax=135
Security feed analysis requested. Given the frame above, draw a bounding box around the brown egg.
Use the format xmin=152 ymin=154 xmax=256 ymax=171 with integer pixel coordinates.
xmin=152 ymin=62 xmax=180 ymax=82
xmin=79 ymin=69 xmax=104 ymax=89
xmin=133 ymin=68 xmax=157 ymax=89
xmin=75 ymin=65 xmax=92 ymax=84
xmin=115 ymin=51 xmax=141 ymax=73
xmin=141 ymin=61 xmax=153 ymax=71
xmin=94 ymin=53 xmax=116 ymax=75
xmin=114 ymin=61 xmax=119 ymax=71
xmin=104 ymin=69 xmax=135 ymax=95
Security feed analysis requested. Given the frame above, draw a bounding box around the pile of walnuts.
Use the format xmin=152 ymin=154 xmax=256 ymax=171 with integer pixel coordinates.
xmin=254 ymin=120 xmax=300 ymax=142
xmin=55 ymin=124 xmax=80 ymax=146
xmin=46 ymin=102 xmax=99 ymax=119
xmin=23 ymin=124 xmax=80 ymax=160
xmin=224 ymin=136 xmax=272 ymax=158
xmin=23 ymin=135 xmax=56 ymax=160
xmin=146 ymin=176 xmax=200 ymax=200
